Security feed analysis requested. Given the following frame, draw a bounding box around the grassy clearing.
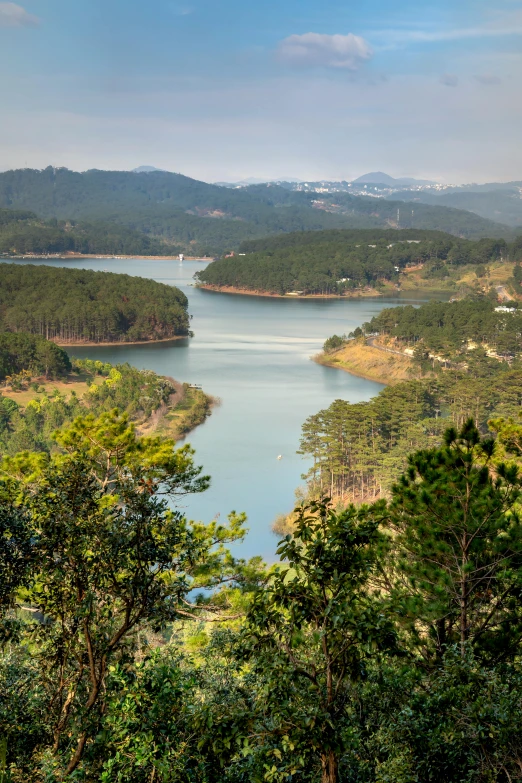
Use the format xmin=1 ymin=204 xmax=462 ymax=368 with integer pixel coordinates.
xmin=2 ymin=373 xmax=213 ymax=443
xmin=142 ymin=386 xmax=215 ymax=441
xmin=1 ymin=373 xmax=104 ymax=406
xmin=394 ymin=261 xmax=516 ymax=294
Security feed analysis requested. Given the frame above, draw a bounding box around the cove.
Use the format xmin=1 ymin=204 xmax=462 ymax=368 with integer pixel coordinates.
xmin=3 ymin=257 xmax=440 ymax=561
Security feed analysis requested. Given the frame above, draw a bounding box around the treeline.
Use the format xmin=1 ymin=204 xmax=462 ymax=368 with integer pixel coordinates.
xmin=0 ymin=332 xmax=71 ymax=381
xmin=197 ymin=228 xmax=518 ymax=295
xmin=364 ymin=297 xmax=522 ymax=357
xmin=300 ymin=349 xmax=522 ymax=504
xmin=0 ymin=167 xmax=513 ymax=256
xmin=0 ymin=208 xmax=177 ymax=256
xmin=0 ymin=263 xmax=190 ymax=343
xmin=0 ymin=354 xmax=177 ymax=455
xmin=3 ymin=410 xmax=522 ymax=781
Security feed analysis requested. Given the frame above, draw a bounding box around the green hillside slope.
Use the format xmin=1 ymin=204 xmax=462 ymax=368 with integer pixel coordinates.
xmin=197 ymin=228 xmax=516 ymax=295
xmin=390 ymin=186 xmax=522 ymax=228
xmin=0 ymin=263 xmax=190 ymax=342
xmin=0 ymin=168 xmax=514 ymax=255
xmin=0 ymin=208 xmax=174 ymax=256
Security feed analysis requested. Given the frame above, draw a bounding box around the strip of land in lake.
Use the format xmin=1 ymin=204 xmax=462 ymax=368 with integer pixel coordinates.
xmin=52 ymin=335 xmax=187 ymax=347
xmin=198 ymin=284 xmax=382 ymax=299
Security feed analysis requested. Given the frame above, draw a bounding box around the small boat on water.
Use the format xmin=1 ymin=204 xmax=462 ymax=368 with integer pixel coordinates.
xmin=277 ymin=455 xmax=282 ymax=460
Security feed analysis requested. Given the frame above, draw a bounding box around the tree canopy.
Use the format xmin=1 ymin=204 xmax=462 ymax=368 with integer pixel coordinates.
xmin=0 ymin=263 xmax=190 ymax=343
xmin=197 ymin=229 xmax=517 ymax=295
xmin=0 ymin=167 xmax=513 ymax=256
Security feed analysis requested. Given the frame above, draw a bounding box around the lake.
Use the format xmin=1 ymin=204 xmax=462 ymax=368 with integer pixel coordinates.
xmin=3 ymin=257 xmax=439 ymax=561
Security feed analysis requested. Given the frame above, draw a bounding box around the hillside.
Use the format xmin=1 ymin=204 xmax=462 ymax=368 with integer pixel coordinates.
xmin=0 ymin=263 xmax=190 ymax=343
xmin=389 ymin=184 xmax=522 ymax=228
xmin=0 ymin=168 xmax=514 ymax=255
xmin=0 ymin=208 xmax=176 ymax=256
xmin=197 ymin=228 xmax=516 ymax=296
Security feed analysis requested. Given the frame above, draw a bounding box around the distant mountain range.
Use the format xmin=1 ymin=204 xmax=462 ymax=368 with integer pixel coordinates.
xmin=353 ymin=172 xmax=437 ymax=186
xmin=387 ymin=184 xmax=522 ymax=227
xmin=0 ymin=166 xmax=515 ymax=255
xmin=132 ymin=165 xmax=166 ymax=173
xmin=215 ymin=177 xmax=303 ymax=187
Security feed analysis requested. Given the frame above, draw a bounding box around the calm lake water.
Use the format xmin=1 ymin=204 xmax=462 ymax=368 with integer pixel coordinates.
xmin=3 ymin=257 xmax=441 ymax=561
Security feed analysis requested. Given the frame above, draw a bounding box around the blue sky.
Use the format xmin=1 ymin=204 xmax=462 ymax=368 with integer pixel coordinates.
xmin=0 ymin=0 xmax=521 ymax=182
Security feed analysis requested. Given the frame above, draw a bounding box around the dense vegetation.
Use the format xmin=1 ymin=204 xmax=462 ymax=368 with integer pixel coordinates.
xmin=0 ymin=208 xmax=174 ymax=256
xmin=2 ymin=408 xmax=522 ymax=781
xmin=0 ymin=263 xmax=190 ymax=343
xmin=0 ymin=347 xmax=211 ymax=454
xmin=390 ymin=183 xmax=522 ymax=227
xmin=197 ymin=229 xmax=515 ymax=295
xmin=298 ymin=361 xmax=522 ymax=504
xmin=0 ymin=332 xmax=71 ymax=381
xmin=363 ymin=297 xmax=522 ymax=358
xmin=0 ymin=168 xmax=513 ymax=255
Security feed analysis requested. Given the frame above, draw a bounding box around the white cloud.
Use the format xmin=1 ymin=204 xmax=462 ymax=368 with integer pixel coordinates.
xmin=440 ymin=73 xmax=459 ymax=87
xmin=277 ymin=33 xmax=373 ymax=70
xmin=0 ymin=2 xmax=39 ymax=27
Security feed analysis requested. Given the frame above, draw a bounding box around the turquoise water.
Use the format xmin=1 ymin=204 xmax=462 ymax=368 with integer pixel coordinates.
xmin=3 ymin=257 xmax=438 ymax=561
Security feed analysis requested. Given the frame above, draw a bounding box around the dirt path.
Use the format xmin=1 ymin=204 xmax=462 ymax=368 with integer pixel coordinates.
xmin=367 ymin=337 xmax=409 ymax=357
xmin=137 ymin=376 xmax=186 ymax=436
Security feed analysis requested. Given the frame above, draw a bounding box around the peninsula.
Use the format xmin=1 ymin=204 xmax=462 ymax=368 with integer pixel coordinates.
xmin=0 ymin=336 xmax=213 ymax=452
xmin=196 ymin=228 xmax=517 ymax=298
xmin=0 ymin=263 xmax=191 ymax=345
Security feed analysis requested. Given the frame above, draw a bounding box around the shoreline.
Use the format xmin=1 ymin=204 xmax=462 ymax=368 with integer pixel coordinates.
xmin=2 ymin=254 xmax=213 ymax=262
xmin=197 ymin=284 xmax=382 ymax=299
xmin=314 ymin=354 xmax=391 ymax=386
xmin=54 ymin=335 xmax=188 ymax=348
xmin=314 ymin=340 xmax=417 ymax=386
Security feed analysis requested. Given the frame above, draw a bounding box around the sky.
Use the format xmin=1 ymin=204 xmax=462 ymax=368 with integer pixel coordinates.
xmin=0 ymin=0 xmax=521 ymax=183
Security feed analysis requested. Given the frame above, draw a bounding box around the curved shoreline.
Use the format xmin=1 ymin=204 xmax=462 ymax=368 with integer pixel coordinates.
xmin=314 ymin=340 xmax=416 ymax=386
xmin=197 ymin=284 xmax=382 ymax=300
xmin=314 ymin=354 xmax=391 ymax=386
xmin=3 ymin=254 xmax=213 ymax=262
xmin=52 ymin=335 xmax=188 ymax=348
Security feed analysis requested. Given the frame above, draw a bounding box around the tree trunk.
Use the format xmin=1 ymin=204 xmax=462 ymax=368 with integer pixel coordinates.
xmin=321 ymin=750 xmax=338 ymax=783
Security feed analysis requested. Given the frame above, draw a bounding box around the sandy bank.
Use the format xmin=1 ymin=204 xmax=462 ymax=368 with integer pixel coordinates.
xmin=53 ymin=335 xmax=188 ymax=348
xmin=315 ymin=340 xmax=416 ymax=385
xmin=198 ymin=284 xmax=382 ymax=299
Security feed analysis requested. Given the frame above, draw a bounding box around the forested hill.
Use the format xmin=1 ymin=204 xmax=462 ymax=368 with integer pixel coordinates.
xmin=197 ymin=228 xmax=518 ymax=296
xmin=0 ymin=167 xmax=513 ymax=255
xmin=0 ymin=208 xmax=177 ymax=256
xmin=364 ymin=297 xmax=522 ymax=357
xmin=387 ymin=184 xmax=522 ymax=228
xmin=0 ymin=263 xmax=190 ymax=343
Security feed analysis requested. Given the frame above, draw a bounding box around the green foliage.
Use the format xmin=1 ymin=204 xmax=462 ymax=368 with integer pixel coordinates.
xmin=0 ymin=411 xmax=252 ymax=778
xmin=323 ymin=335 xmax=347 ymax=354
xmin=299 ymin=363 xmax=522 ymax=505
xmin=197 ymin=229 xmax=514 ymax=295
xmin=229 ymin=499 xmax=397 ymax=783
xmin=368 ymin=651 xmax=522 ymax=782
xmin=0 ymin=359 xmax=182 ymax=456
xmin=0 ymin=263 xmax=190 ymax=342
xmin=386 ymin=420 xmax=522 ymax=661
xmin=0 ymin=332 xmax=71 ymax=381
xmin=0 ymin=168 xmax=512 ymax=256
xmin=0 ymin=208 xmax=172 ymax=256
xmin=365 ymin=298 xmax=522 ymax=358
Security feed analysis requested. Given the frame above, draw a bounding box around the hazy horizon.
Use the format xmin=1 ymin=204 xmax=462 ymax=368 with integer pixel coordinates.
xmin=0 ymin=0 xmax=521 ymax=183
xmin=0 ymin=164 xmax=520 ymax=189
